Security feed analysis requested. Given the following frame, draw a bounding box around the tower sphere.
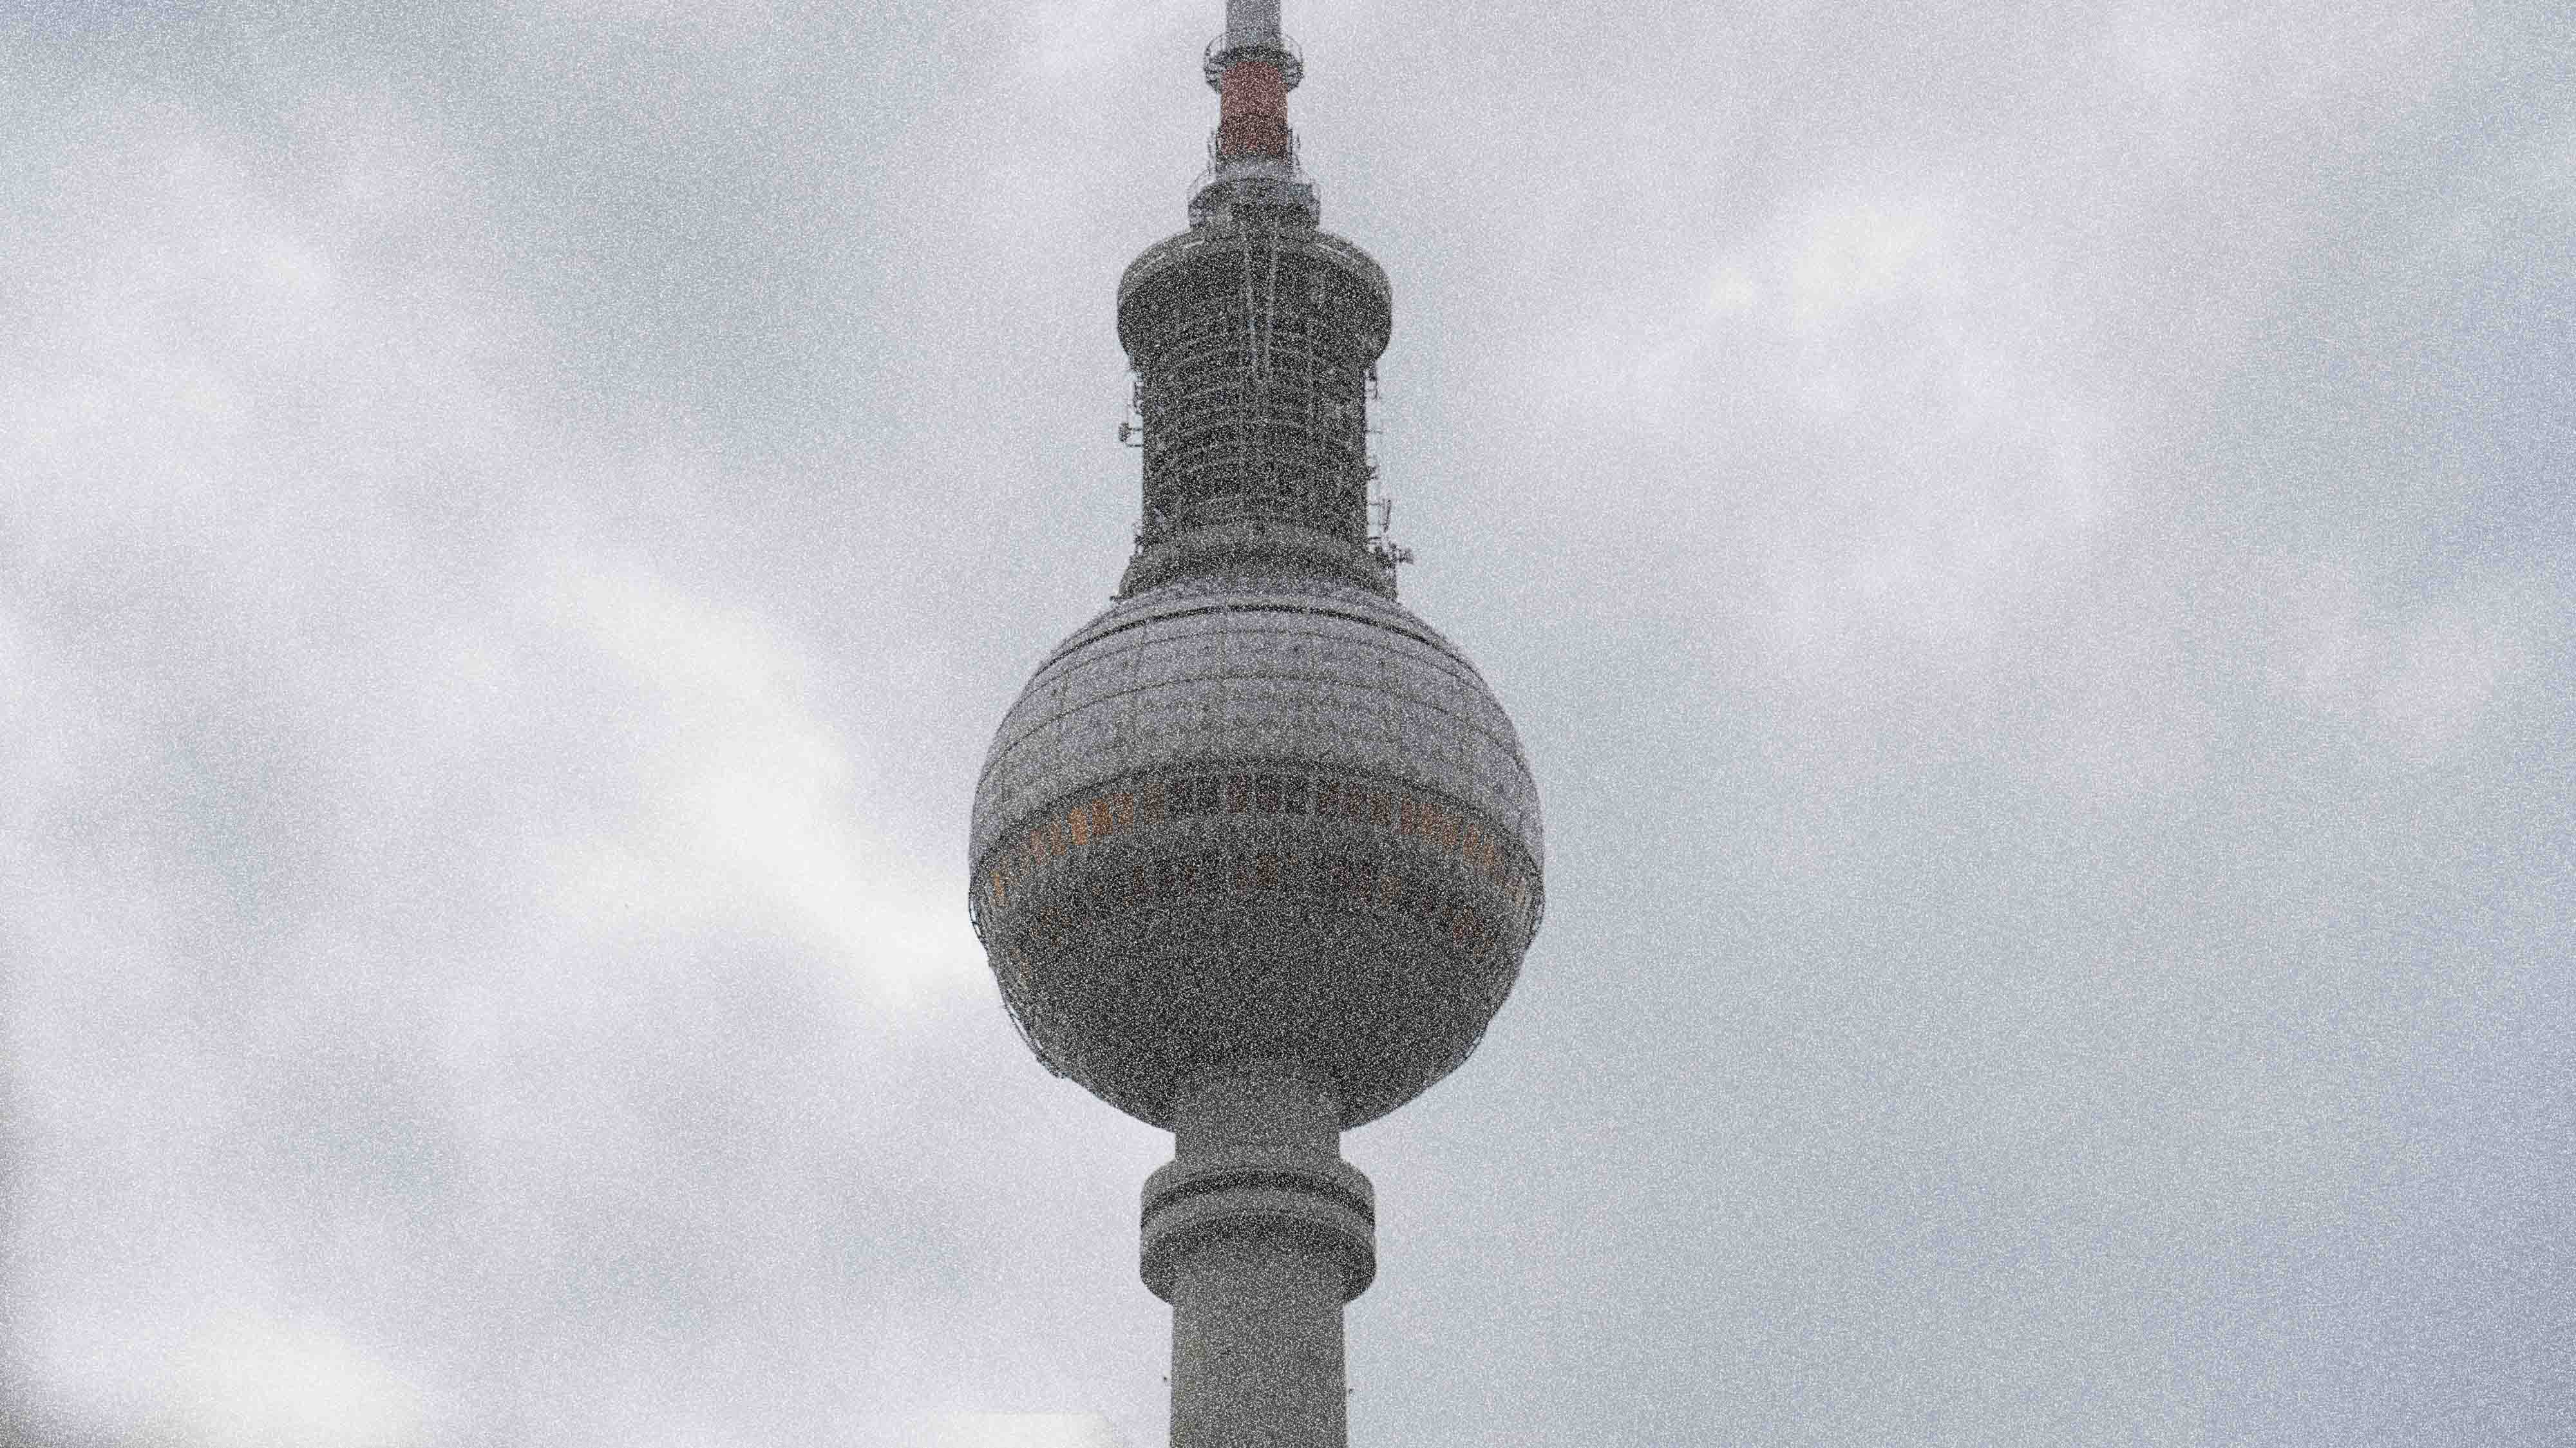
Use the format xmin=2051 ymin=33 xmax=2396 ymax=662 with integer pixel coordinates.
xmin=967 ymin=0 xmax=1546 ymax=1135
xmin=969 ymin=567 xmax=1544 ymax=1129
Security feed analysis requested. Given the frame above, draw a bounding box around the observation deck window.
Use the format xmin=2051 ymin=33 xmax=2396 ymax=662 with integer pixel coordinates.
xmin=983 ymin=769 xmax=1540 ymax=943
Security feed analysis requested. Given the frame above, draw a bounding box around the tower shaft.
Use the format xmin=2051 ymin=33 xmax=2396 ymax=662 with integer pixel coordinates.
xmin=1143 ymin=1060 xmax=1374 ymax=1448
xmin=1169 ymin=1234 xmax=1347 ymax=1446
xmin=1215 ymin=0 xmax=1292 ymax=165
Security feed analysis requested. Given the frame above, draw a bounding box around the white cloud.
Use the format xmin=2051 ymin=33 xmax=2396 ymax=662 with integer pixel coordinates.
xmin=2372 ymin=606 xmax=2508 ymax=760
xmin=2 ymin=95 xmax=984 ymax=1443
xmin=2267 ymin=564 xmax=2520 ymax=765
xmin=1667 ymin=190 xmax=2108 ymax=668
xmin=1784 ymin=202 xmax=1936 ymax=324
xmin=909 ymin=1413 xmax=1126 ymax=1448
xmin=508 ymin=0 xmax=782 ymax=40
xmin=160 ymin=1316 xmax=427 ymax=1448
xmin=1705 ymin=262 xmax=1762 ymax=316
xmin=1019 ymin=0 xmax=1204 ymax=80
xmin=545 ymin=558 xmax=981 ymax=999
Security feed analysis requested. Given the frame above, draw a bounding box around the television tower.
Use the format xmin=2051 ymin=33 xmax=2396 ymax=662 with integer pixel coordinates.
xmin=968 ymin=3 xmax=1544 ymax=1443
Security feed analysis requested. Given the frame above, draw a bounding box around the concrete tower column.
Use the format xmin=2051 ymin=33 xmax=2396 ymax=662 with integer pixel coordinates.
xmin=1141 ymin=1059 xmax=1376 ymax=1448
xmin=1224 ymin=0 xmax=1281 ymax=42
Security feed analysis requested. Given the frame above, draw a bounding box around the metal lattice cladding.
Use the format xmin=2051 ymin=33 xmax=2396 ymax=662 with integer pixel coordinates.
xmin=1118 ymin=219 xmax=1392 ymax=550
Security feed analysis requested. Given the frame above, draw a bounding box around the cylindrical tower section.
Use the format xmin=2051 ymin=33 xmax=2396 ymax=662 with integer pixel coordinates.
xmin=1117 ymin=226 xmax=1392 ymax=581
xmin=1225 ymin=0 xmax=1282 ymax=39
xmin=1142 ymin=1058 xmax=1373 ymax=1448
xmin=1218 ymin=60 xmax=1291 ymax=158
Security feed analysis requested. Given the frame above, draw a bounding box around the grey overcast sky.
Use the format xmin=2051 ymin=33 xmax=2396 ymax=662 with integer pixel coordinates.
xmin=3 ymin=1 xmax=2571 ymax=1445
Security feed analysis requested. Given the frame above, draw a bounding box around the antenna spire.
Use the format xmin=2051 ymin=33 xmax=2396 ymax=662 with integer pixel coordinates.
xmin=1192 ymin=0 xmax=1312 ymax=226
